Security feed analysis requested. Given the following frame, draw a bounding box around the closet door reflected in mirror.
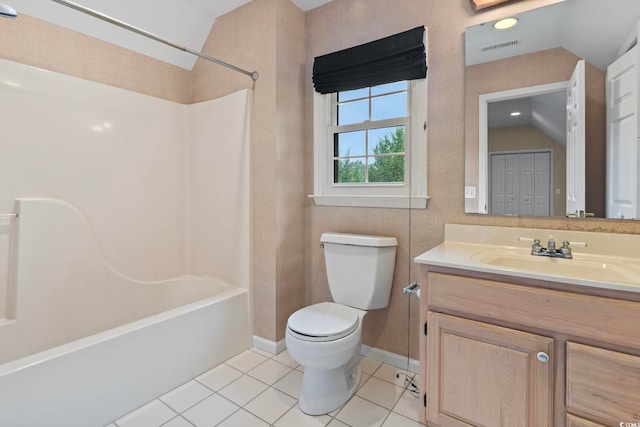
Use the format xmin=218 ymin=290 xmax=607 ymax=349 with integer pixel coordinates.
xmin=464 ymin=0 xmax=640 ymax=218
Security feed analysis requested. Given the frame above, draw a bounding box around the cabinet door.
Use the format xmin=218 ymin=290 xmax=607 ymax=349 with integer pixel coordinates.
xmin=426 ymin=312 xmax=553 ymax=427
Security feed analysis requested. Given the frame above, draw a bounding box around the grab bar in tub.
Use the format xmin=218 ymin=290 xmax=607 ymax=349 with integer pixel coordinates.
xmin=0 ymin=213 xmax=17 ymax=219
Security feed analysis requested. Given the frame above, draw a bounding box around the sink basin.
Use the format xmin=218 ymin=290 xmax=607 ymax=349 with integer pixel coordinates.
xmin=470 ymin=248 xmax=640 ymax=285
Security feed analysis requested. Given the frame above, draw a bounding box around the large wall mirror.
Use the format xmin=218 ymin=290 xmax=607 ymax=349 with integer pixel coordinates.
xmin=464 ymin=0 xmax=640 ymax=219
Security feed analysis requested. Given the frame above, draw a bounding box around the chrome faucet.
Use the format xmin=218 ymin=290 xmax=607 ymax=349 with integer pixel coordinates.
xmin=530 ymin=236 xmax=573 ymax=259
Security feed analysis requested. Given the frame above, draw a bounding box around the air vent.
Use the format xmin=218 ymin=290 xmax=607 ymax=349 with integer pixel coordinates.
xmin=481 ymin=39 xmax=520 ymax=52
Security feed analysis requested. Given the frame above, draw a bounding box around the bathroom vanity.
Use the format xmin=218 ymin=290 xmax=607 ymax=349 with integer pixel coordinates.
xmin=415 ymin=224 xmax=640 ymax=427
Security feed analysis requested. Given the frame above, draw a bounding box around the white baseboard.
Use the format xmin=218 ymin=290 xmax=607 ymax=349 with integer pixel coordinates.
xmin=360 ymin=345 xmax=420 ymax=374
xmin=252 ymin=336 xmax=419 ymax=373
xmin=252 ymin=336 xmax=286 ymax=354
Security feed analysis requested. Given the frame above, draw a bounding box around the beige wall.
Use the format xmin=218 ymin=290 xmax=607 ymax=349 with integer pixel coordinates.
xmin=305 ymin=0 xmax=428 ymax=359
xmin=191 ymin=0 xmax=307 ymax=341
xmin=0 ymin=14 xmax=191 ymax=103
xmin=4 ymin=0 xmax=640 ymax=361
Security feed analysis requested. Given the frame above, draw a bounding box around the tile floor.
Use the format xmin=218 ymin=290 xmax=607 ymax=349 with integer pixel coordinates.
xmin=107 ymin=347 xmax=425 ymax=427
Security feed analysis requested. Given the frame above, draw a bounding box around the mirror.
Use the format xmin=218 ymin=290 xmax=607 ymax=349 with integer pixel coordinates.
xmin=464 ymin=0 xmax=640 ymax=217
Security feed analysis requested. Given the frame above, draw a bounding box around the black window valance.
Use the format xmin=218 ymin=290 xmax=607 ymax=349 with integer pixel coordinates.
xmin=312 ymin=26 xmax=427 ymax=94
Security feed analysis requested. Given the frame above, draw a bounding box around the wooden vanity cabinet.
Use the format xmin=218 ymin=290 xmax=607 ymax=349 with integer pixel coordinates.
xmin=427 ymin=312 xmax=553 ymax=426
xmin=419 ymin=267 xmax=640 ymax=427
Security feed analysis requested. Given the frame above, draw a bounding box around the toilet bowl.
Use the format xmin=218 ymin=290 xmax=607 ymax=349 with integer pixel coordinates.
xmin=285 ymin=302 xmax=365 ymax=415
xmin=285 ymin=233 xmax=397 ymax=415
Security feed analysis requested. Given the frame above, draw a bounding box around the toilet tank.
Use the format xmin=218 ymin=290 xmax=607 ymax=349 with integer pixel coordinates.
xmin=321 ymin=232 xmax=397 ymax=310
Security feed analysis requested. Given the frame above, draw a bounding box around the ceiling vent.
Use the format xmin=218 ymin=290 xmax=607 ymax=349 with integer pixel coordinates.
xmin=481 ymin=39 xmax=520 ymax=52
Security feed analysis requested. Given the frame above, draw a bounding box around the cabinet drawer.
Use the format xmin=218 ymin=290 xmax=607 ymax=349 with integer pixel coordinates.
xmin=566 ymin=414 xmax=606 ymax=427
xmin=566 ymin=342 xmax=640 ymax=424
xmin=426 ymin=272 xmax=640 ymax=350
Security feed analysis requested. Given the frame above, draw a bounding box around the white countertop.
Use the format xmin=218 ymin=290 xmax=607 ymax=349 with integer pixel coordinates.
xmin=415 ymin=224 xmax=640 ymax=294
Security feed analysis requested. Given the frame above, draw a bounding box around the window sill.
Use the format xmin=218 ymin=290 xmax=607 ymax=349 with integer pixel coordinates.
xmin=309 ymin=194 xmax=429 ymax=209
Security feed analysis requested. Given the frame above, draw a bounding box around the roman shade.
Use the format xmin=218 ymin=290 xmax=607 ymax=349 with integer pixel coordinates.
xmin=312 ymin=26 xmax=426 ymax=94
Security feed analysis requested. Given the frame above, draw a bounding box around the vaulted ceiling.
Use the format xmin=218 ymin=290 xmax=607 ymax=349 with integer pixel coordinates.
xmin=15 ymin=0 xmax=334 ymax=69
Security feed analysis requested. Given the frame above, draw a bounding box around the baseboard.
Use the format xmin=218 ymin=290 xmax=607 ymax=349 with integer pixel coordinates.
xmin=360 ymin=345 xmax=420 ymax=374
xmin=252 ymin=336 xmax=286 ymax=354
xmin=252 ymin=336 xmax=419 ymax=373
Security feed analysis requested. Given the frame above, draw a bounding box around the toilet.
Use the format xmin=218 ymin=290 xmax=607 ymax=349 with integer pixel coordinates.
xmin=285 ymin=232 xmax=397 ymax=415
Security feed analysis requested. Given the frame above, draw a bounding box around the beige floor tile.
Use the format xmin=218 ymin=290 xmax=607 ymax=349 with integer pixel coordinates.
xmin=273 ymin=405 xmax=332 ymax=426
xmin=196 ymin=363 xmax=243 ymax=391
xmin=335 ymin=395 xmax=389 ymax=427
xmin=373 ymin=363 xmax=414 ymax=387
xmin=181 ymin=394 xmax=239 ymax=427
xmin=327 ymin=419 xmax=350 ymax=426
xmin=272 ymin=369 xmax=304 ymax=399
xmin=225 ymin=349 xmax=269 ymax=372
xmin=247 ymin=359 xmax=293 ymax=385
xmin=217 ymin=408 xmax=269 ymax=427
xmin=273 ymin=350 xmax=299 ymax=368
xmin=357 ymin=376 xmax=405 ymax=410
xmin=244 ymin=388 xmax=297 ymax=424
xmin=116 ymin=400 xmax=177 ymax=427
xmin=160 ymin=380 xmax=212 ymax=413
xmin=382 ymin=411 xmax=425 ymax=426
xmin=161 ymin=416 xmax=193 ymax=427
xmin=392 ymin=388 xmax=423 ymax=422
xmin=361 ymin=357 xmax=383 ymax=375
xmin=250 ymin=347 xmax=276 ymax=359
xmin=218 ymin=374 xmax=269 ymax=406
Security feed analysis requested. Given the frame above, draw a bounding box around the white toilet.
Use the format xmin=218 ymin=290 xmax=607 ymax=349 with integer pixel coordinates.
xmin=285 ymin=232 xmax=397 ymax=415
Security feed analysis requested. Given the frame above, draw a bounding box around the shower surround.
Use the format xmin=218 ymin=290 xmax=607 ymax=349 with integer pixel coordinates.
xmin=0 ymin=58 xmax=252 ymax=426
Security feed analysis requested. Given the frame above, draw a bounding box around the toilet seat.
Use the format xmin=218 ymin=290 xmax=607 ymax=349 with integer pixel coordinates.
xmin=287 ymin=302 xmax=359 ymax=342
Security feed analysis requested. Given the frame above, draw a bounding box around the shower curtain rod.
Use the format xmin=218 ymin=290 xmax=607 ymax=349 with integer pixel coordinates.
xmin=50 ymin=0 xmax=259 ymax=81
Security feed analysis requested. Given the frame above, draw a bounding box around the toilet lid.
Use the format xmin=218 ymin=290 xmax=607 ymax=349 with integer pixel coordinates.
xmin=287 ymin=302 xmax=360 ymax=342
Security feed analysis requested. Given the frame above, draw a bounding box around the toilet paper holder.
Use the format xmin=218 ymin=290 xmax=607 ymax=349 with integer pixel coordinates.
xmin=402 ymin=282 xmax=420 ymax=295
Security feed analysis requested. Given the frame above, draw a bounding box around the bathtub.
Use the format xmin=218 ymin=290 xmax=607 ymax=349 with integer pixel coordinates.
xmin=0 ymin=199 xmax=251 ymax=427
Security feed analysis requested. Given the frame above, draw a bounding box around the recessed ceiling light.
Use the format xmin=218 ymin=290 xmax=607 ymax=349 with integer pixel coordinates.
xmin=510 ymin=111 xmax=522 ymax=117
xmin=494 ymin=17 xmax=519 ymax=30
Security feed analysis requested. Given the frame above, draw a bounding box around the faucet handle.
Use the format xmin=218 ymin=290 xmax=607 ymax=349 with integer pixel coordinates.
xmin=559 ymin=240 xmax=572 ymax=257
xmin=531 ymin=238 xmax=542 ymax=254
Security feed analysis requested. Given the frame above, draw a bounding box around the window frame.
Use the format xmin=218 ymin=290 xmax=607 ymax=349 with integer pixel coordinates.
xmin=311 ymin=78 xmax=428 ymax=209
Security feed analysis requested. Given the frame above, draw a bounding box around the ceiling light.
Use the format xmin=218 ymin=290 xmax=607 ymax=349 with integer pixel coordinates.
xmin=494 ymin=17 xmax=518 ymax=30
xmin=510 ymin=111 xmax=522 ymax=117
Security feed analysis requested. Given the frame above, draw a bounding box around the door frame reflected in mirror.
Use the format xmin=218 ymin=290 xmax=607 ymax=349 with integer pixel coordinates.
xmin=478 ymin=81 xmax=568 ymax=214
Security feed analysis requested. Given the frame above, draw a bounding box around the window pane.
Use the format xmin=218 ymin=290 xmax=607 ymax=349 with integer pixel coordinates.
xmin=338 ymin=87 xmax=369 ymax=102
xmin=338 ymin=99 xmax=368 ymax=125
xmin=335 ymin=157 xmax=366 ymax=183
xmin=368 ymin=126 xmax=405 ymax=155
xmin=371 ymin=92 xmax=407 ymax=121
xmin=371 ymin=81 xmax=407 ymax=96
xmin=335 ymin=130 xmax=366 ymax=157
xmin=368 ymin=155 xmax=405 ymax=183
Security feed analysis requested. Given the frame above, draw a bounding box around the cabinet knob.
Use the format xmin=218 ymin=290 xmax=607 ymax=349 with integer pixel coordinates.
xmin=536 ymin=352 xmax=550 ymax=363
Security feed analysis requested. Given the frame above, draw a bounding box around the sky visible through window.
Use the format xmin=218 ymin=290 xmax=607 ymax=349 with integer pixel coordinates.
xmin=336 ymin=81 xmax=407 ymax=158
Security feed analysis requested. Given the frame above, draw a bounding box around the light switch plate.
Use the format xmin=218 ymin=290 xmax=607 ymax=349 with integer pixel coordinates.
xmin=464 ymin=186 xmax=476 ymax=199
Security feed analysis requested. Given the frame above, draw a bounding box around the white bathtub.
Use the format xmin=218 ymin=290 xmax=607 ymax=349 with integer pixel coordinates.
xmin=0 ymin=199 xmax=251 ymax=426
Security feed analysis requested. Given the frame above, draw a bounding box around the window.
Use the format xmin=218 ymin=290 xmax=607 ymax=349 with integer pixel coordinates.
xmin=312 ymin=78 xmax=428 ymax=208
xmin=334 ymin=82 xmax=407 ymax=184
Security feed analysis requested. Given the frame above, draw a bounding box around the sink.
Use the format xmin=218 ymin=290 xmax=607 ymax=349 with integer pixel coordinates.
xmin=470 ymin=248 xmax=640 ymax=285
xmin=414 ymin=225 xmax=640 ymax=292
